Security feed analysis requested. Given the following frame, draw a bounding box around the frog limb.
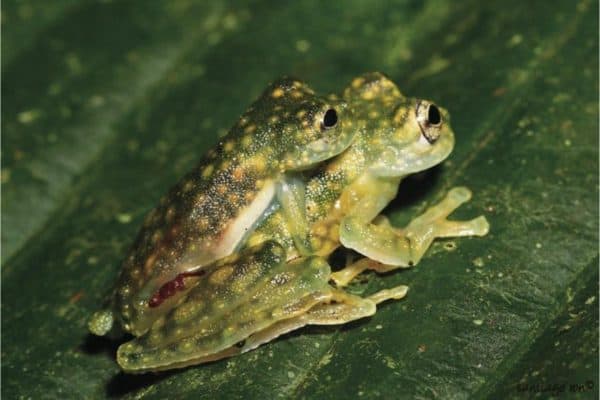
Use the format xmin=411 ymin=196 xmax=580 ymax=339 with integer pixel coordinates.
xmin=330 ymin=258 xmax=399 ymax=287
xmin=220 ymin=285 xmax=408 ymax=361
xmin=276 ymin=174 xmax=312 ymax=255
xmin=340 ymin=185 xmax=489 ymax=266
xmin=303 ymin=286 xmax=407 ymax=324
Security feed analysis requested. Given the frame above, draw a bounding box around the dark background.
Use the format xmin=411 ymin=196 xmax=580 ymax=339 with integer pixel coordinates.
xmin=2 ymin=1 xmax=598 ymax=398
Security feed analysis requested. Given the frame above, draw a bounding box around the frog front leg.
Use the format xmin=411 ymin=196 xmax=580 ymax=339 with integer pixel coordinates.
xmin=276 ymin=174 xmax=313 ymax=255
xmin=339 ymin=177 xmax=489 ymax=269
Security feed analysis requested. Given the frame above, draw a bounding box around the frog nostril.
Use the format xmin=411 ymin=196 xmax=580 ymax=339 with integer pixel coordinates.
xmin=321 ymin=109 xmax=338 ymax=130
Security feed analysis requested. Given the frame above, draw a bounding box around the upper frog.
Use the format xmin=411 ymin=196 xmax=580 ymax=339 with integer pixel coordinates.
xmin=89 ymin=77 xmax=357 ymax=337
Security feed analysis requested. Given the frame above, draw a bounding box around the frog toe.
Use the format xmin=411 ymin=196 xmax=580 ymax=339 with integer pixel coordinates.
xmin=448 ymin=186 xmax=472 ymax=203
xmin=88 ymin=310 xmax=114 ymax=337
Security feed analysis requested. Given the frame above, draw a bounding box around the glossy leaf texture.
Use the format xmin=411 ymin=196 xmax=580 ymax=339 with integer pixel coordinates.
xmin=2 ymin=1 xmax=597 ymax=399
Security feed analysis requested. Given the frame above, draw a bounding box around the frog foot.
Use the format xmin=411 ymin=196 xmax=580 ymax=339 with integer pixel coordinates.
xmin=340 ymin=186 xmax=489 ymax=268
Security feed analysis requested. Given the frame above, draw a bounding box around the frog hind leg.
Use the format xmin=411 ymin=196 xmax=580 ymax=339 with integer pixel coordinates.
xmin=116 ymin=245 xmax=334 ymax=373
xmin=230 ymin=285 xmax=408 ymax=354
xmin=330 ymin=258 xmax=399 ymax=287
xmin=247 ymin=281 xmax=408 ymax=354
xmin=340 ymin=186 xmax=489 ymax=267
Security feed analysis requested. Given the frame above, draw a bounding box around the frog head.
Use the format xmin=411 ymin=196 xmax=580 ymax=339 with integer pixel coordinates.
xmin=342 ymin=72 xmax=455 ymax=178
xmin=248 ymin=77 xmax=354 ymax=171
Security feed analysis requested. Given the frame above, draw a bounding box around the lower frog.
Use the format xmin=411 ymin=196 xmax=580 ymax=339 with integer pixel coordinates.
xmin=116 ymin=72 xmax=489 ymax=373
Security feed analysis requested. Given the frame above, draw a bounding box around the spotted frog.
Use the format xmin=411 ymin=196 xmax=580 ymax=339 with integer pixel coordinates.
xmin=89 ymin=77 xmax=358 ymax=338
xmin=115 ymin=73 xmax=489 ymax=373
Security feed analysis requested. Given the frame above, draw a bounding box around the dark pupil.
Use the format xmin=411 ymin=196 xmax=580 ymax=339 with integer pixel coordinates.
xmin=427 ymin=105 xmax=441 ymax=125
xmin=322 ymin=109 xmax=338 ymax=129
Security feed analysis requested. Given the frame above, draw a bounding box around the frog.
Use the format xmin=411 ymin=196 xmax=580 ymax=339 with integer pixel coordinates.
xmin=88 ymin=77 xmax=359 ymax=338
xmin=115 ymin=72 xmax=490 ymax=373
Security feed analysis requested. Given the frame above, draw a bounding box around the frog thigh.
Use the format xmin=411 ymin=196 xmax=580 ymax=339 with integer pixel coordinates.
xmin=117 ymin=244 xmax=333 ymax=373
xmin=340 ymin=187 xmax=489 ymax=267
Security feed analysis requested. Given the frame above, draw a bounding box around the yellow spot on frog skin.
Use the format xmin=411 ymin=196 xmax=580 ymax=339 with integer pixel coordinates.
xmin=271 ymin=88 xmax=285 ymax=98
xmin=238 ymin=117 xmax=249 ymax=126
xmin=228 ymin=193 xmax=240 ymax=203
xmin=284 ymin=159 xmax=296 ymax=169
xmin=361 ymin=89 xmax=376 ymax=100
xmin=220 ymin=160 xmax=232 ymax=171
xmin=151 ymin=231 xmax=163 ymax=244
xmin=244 ymin=124 xmax=257 ymax=134
xmin=217 ymin=184 xmax=227 ymax=194
xmin=182 ymin=180 xmax=194 ymax=192
xmin=148 ymin=331 xmax=162 ymax=345
xmin=180 ymin=339 xmax=194 ymax=352
xmin=202 ymin=164 xmax=214 ymax=178
xmin=241 ymin=134 xmax=253 ymax=148
xmin=368 ymin=110 xmax=379 ymax=119
xmin=394 ymin=107 xmax=408 ymax=124
xmin=246 ymin=233 xmax=265 ymax=248
xmin=269 ymin=115 xmax=280 ymax=124
xmin=165 ymin=207 xmax=176 ymax=222
xmin=195 ymin=193 xmax=206 ymax=205
xmin=173 ymin=301 xmax=203 ymax=322
xmin=296 ymin=110 xmax=307 ymax=118
xmin=352 ymin=77 xmax=365 ymax=88
xmin=129 ymin=268 xmax=141 ymax=279
xmin=250 ymin=155 xmax=267 ymax=172
xmin=144 ymin=253 xmax=158 ymax=273
xmin=314 ymin=224 xmax=327 ymax=238
xmin=224 ymin=140 xmax=235 ymax=152
xmin=244 ymin=191 xmax=256 ymax=202
xmin=232 ymin=166 xmax=245 ymax=181
xmin=255 ymin=179 xmax=264 ymax=190
xmin=210 ymin=266 xmax=234 ymax=285
xmin=291 ymin=90 xmax=303 ymax=99
xmin=310 ymin=236 xmax=322 ymax=250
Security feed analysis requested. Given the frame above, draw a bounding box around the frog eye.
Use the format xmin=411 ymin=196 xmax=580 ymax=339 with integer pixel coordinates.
xmin=320 ymin=108 xmax=338 ymax=130
xmin=416 ymin=100 xmax=442 ymax=143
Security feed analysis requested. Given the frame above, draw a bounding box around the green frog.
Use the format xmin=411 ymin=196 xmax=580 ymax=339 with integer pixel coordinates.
xmin=88 ymin=77 xmax=358 ymax=338
xmin=114 ymin=73 xmax=489 ymax=373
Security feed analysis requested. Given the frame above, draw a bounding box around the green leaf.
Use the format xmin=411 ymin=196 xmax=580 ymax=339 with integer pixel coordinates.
xmin=2 ymin=1 xmax=597 ymax=399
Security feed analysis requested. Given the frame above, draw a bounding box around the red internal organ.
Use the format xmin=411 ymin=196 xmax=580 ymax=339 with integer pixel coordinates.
xmin=148 ymin=271 xmax=205 ymax=308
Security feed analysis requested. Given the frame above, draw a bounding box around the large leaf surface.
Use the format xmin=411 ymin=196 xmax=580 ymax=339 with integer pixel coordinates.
xmin=2 ymin=1 xmax=598 ymax=399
